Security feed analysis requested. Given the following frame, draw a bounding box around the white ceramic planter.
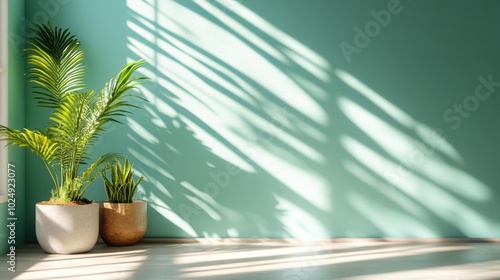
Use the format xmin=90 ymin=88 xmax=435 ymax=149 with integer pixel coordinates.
xmin=36 ymin=202 xmax=99 ymax=254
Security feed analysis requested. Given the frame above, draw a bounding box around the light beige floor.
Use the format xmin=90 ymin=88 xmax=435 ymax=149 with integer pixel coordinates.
xmin=1 ymin=241 xmax=500 ymax=280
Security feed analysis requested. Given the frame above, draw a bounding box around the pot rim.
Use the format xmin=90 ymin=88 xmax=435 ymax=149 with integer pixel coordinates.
xmin=36 ymin=201 xmax=98 ymax=206
xmin=99 ymin=199 xmax=147 ymax=204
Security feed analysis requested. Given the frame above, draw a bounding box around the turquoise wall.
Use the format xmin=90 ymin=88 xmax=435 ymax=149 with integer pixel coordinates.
xmin=1 ymin=0 xmax=26 ymax=253
xmin=24 ymin=0 xmax=500 ymax=239
xmin=0 ymin=201 xmax=6 ymax=253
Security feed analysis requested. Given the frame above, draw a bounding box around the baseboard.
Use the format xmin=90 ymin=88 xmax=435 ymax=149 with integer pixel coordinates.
xmin=24 ymin=237 xmax=500 ymax=244
xmin=137 ymin=237 xmax=500 ymax=244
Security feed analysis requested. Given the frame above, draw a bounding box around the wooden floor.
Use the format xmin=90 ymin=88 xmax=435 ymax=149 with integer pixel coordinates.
xmin=1 ymin=241 xmax=500 ymax=279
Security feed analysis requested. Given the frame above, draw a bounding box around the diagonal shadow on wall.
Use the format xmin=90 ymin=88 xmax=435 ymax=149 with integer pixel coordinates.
xmin=125 ymin=0 xmax=332 ymax=238
xmin=121 ymin=0 xmax=500 ymax=239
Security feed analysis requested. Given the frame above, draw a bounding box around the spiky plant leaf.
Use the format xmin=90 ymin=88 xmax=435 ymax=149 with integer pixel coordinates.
xmin=102 ymin=157 xmax=144 ymax=203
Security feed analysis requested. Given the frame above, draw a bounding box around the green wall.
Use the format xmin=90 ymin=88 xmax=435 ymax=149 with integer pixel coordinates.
xmin=1 ymin=0 xmax=26 ymax=253
xmin=0 ymin=201 xmax=6 ymax=253
xmin=24 ymin=0 xmax=500 ymax=239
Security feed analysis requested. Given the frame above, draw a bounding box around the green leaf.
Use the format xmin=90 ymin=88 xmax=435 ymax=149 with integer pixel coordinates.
xmin=102 ymin=157 xmax=144 ymax=203
xmin=2 ymin=23 xmax=149 ymax=203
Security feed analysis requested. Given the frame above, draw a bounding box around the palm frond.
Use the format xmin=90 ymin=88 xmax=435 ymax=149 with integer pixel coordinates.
xmin=83 ymin=60 xmax=147 ymax=148
xmin=26 ymin=22 xmax=85 ymax=108
xmin=0 ymin=125 xmax=58 ymax=162
xmin=48 ymin=91 xmax=94 ymax=180
xmin=0 ymin=125 xmax=60 ymax=188
xmin=81 ymin=153 xmax=121 ymax=188
xmin=97 ymin=60 xmax=146 ymax=115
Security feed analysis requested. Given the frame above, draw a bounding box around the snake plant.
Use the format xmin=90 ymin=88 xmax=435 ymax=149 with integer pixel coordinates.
xmin=102 ymin=157 xmax=144 ymax=203
xmin=0 ymin=23 xmax=147 ymax=203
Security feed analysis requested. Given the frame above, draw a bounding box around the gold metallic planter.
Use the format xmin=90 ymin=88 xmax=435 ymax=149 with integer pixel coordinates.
xmin=99 ymin=200 xmax=147 ymax=246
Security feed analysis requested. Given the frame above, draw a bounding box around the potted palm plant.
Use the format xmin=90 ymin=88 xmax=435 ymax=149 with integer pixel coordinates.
xmin=100 ymin=157 xmax=147 ymax=246
xmin=0 ymin=23 xmax=146 ymax=253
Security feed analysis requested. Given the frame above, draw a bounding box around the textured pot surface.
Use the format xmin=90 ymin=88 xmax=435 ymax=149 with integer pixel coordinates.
xmin=99 ymin=200 xmax=147 ymax=246
xmin=36 ymin=203 xmax=99 ymax=254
